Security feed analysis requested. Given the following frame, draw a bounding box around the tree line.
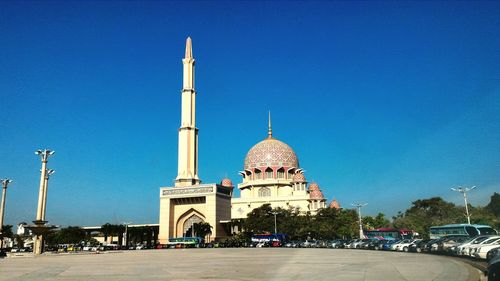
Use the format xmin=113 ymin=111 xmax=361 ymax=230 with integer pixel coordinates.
xmin=2 ymin=193 xmax=498 ymax=246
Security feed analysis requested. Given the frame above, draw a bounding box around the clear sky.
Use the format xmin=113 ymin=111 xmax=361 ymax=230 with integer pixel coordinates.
xmin=1 ymin=1 xmax=499 ymax=227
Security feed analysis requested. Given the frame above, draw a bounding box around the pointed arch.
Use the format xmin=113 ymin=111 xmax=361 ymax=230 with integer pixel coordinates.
xmin=175 ymin=208 xmax=206 ymax=237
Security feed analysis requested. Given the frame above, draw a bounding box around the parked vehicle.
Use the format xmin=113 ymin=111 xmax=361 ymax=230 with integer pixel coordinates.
xmin=487 ymin=247 xmax=500 ymax=262
xmin=382 ymin=240 xmax=399 ymax=251
xmin=365 ymin=228 xmax=414 ymax=240
xmin=391 ymin=239 xmax=412 ymax=251
xmin=429 ymin=224 xmax=497 ymax=239
xmin=455 ymin=236 xmax=493 ymax=256
xmin=395 ymin=239 xmax=421 ymax=252
xmin=468 ymin=237 xmax=500 ymax=257
xmin=472 ymin=238 xmax=500 ymax=260
xmin=435 ymin=236 xmax=469 ymax=253
xmin=487 ymin=255 xmax=500 ymax=281
xmin=408 ymin=239 xmax=431 ymax=253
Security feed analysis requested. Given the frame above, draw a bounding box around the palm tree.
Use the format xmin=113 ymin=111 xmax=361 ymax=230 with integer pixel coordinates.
xmin=193 ymin=222 xmax=212 ymax=242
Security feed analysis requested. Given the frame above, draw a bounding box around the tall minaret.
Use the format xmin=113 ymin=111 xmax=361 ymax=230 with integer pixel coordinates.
xmin=175 ymin=37 xmax=201 ymax=187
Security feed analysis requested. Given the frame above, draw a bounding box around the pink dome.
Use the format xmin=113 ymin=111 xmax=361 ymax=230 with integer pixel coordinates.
xmin=309 ymin=188 xmax=324 ymax=200
xmin=308 ymin=182 xmax=319 ymax=191
xmin=292 ymin=172 xmax=306 ymax=182
xmin=309 ymin=182 xmax=324 ymax=199
xmin=329 ymin=199 xmax=340 ymax=209
xmin=244 ymin=138 xmax=299 ymax=170
xmin=220 ymin=178 xmax=233 ymax=188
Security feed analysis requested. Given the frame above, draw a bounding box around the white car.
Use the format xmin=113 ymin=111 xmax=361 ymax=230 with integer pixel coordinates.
xmin=391 ymin=239 xmax=411 ymax=251
xmin=456 ymin=236 xmax=492 ymax=256
xmin=468 ymin=237 xmax=500 ymax=257
xmin=396 ymin=239 xmax=421 ymax=252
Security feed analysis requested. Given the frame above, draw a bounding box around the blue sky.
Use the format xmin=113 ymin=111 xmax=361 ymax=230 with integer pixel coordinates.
xmin=1 ymin=1 xmax=499 ymax=227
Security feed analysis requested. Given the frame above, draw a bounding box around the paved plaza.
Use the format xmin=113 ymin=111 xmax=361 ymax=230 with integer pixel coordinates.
xmin=0 ymin=248 xmax=482 ymax=281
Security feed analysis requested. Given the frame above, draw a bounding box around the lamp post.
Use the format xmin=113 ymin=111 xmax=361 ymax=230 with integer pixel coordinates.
xmin=451 ymin=186 xmax=476 ymax=225
xmin=351 ymin=203 xmax=367 ymax=239
xmin=268 ymin=211 xmax=278 ymax=234
xmin=0 ymin=179 xmax=13 ymax=249
xmin=33 ymin=149 xmax=55 ymax=255
xmin=123 ymin=222 xmax=132 ymax=247
xmin=41 ymin=169 xmax=55 ymax=221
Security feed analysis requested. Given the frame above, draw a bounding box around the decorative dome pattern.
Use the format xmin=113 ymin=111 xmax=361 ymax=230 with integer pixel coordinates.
xmin=221 ymin=178 xmax=233 ymax=188
xmin=309 ymin=188 xmax=324 ymax=200
xmin=329 ymin=199 xmax=340 ymax=209
xmin=308 ymin=182 xmax=319 ymax=191
xmin=244 ymin=138 xmax=299 ymax=170
xmin=292 ymin=172 xmax=306 ymax=182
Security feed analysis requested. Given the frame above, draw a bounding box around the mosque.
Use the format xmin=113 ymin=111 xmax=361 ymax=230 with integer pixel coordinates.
xmin=158 ymin=38 xmax=340 ymax=244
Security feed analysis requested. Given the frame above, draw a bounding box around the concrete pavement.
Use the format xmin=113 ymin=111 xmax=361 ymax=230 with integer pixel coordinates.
xmin=0 ymin=248 xmax=482 ymax=281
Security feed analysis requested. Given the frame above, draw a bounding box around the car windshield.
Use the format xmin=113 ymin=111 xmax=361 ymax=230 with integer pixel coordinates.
xmin=473 ymin=236 xmax=491 ymax=244
xmin=478 ymin=227 xmax=497 ymax=235
xmin=482 ymin=237 xmax=500 ymax=244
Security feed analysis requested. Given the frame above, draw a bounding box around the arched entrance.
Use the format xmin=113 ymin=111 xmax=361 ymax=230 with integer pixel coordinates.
xmin=183 ymin=214 xmax=204 ymax=237
xmin=175 ymin=208 xmax=206 ymax=238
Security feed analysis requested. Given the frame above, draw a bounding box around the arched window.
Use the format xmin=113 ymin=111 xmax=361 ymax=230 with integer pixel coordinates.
xmin=254 ymin=169 xmax=262 ymax=180
xmin=265 ymin=168 xmax=273 ymax=179
xmin=277 ymin=168 xmax=285 ymax=179
xmin=258 ymin=187 xmax=271 ymax=197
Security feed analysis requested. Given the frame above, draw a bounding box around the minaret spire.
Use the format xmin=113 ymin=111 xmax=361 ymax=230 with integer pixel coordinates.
xmin=267 ymin=111 xmax=273 ymax=139
xmin=185 ymin=37 xmax=193 ymax=59
xmin=175 ymin=37 xmax=200 ymax=187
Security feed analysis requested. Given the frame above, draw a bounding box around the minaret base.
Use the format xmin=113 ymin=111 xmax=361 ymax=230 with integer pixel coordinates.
xmin=174 ymin=178 xmax=201 ymax=187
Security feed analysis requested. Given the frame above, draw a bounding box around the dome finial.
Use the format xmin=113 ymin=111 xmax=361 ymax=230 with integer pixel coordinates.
xmin=267 ymin=111 xmax=273 ymax=139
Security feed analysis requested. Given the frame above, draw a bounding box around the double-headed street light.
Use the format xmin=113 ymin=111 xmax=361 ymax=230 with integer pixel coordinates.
xmin=33 ymin=149 xmax=55 ymax=255
xmin=0 ymin=179 xmax=13 ymax=249
xmin=451 ymin=186 xmax=476 ymax=225
xmin=351 ymin=203 xmax=367 ymax=239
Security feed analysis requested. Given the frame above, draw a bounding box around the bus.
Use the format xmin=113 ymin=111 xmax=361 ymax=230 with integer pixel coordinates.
xmin=429 ymin=224 xmax=498 ymax=239
xmin=251 ymin=233 xmax=287 ymax=243
xmin=364 ymin=228 xmax=414 ymax=240
xmin=167 ymin=237 xmax=203 ymax=248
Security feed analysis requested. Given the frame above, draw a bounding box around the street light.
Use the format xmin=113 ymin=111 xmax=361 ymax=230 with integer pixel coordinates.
xmin=268 ymin=211 xmax=278 ymax=234
xmin=41 ymin=169 xmax=55 ymax=221
xmin=0 ymin=179 xmax=13 ymax=249
xmin=351 ymin=203 xmax=367 ymax=239
xmin=451 ymin=186 xmax=476 ymax=225
xmin=33 ymin=149 xmax=55 ymax=255
xmin=35 ymin=149 xmax=55 ymax=222
xmin=123 ymin=222 xmax=132 ymax=248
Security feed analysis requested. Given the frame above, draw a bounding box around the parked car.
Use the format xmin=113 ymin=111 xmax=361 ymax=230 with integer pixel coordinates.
xmin=473 ymin=239 xmax=500 ymax=260
xmin=409 ymin=239 xmax=431 ymax=253
xmin=455 ymin=236 xmax=493 ymax=256
xmin=468 ymin=237 xmax=500 ymax=258
xmin=487 ymin=247 xmax=500 ymax=262
xmin=436 ymin=236 xmax=469 ymax=254
xmin=391 ymin=239 xmax=412 ymax=251
xmin=487 ymin=255 xmax=500 ymax=281
xmin=395 ymin=239 xmax=421 ymax=252
xmin=382 ymin=240 xmax=399 ymax=251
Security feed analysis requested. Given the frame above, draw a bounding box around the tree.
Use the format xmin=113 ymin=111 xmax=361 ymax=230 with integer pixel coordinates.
xmin=193 ymin=222 xmax=212 ymax=241
xmin=393 ymin=197 xmax=464 ymax=238
xmin=485 ymin=192 xmax=500 ymax=217
xmin=363 ymin=213 xmax=391 ymax=230
xmin=54 ymin=226 xmax=86 ymax=244
xmin=243 ymin=204 xmax=275 ymax=234
xmin=0 ymin=225 xmax=13 ymax=239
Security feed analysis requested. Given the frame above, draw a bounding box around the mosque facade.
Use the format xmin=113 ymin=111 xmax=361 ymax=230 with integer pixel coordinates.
xmin=158 ymin=38 xmax=339 ymax=243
